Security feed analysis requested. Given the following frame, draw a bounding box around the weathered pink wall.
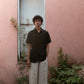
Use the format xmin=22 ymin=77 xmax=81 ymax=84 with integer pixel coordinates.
xmin=46 ymin=0 xmax=84 ymax=66
xmin=0 ymin=0 xmax=17 ymax=84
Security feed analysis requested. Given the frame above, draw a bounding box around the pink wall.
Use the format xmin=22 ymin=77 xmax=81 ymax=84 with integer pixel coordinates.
xmin=0 ymin=0 xmax=17 ymax=84
xmin=46 ymin=0 xmax=84 ymax=66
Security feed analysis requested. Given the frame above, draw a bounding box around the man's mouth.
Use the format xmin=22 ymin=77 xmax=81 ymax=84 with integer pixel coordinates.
xmin=37 ymin=23 xmax=39 ymax=25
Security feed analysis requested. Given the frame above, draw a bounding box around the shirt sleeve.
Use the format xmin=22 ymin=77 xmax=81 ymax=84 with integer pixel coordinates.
xmin=46 ymin=32 xmax=51 ymax=44
xmin=26 ymin=32 xmax=32 ymax=44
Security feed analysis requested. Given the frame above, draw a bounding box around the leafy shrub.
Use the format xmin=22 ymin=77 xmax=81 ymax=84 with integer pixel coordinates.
xmin=0 ymin=80 xmax=1 ymax=84
xmin=16 ymin=62 xmax=29 ymax=84
xmin=17 ymin=75 xmax=29 ymax=84
xmin=49 ymin=48 xmax=83 ymax=84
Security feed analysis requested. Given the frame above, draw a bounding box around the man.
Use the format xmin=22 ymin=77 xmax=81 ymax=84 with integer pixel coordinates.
xmin=26 ymin=15 xmax=51 ymax=84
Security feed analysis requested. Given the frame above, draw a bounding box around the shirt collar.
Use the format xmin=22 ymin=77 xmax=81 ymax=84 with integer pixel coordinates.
xmin=34 ymin=27 xmax=43 ymax=33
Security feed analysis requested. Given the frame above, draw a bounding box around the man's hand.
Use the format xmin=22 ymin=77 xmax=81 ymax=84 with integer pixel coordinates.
xmin=27 ymin=59 xmax=31 ymax=68
xmin=27 ymin=44 xmax=31 ymax=68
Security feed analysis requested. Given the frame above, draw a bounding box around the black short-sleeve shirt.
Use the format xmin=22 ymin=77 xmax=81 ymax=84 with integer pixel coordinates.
xmin=26 ymin=28 xmax=51 ymax=63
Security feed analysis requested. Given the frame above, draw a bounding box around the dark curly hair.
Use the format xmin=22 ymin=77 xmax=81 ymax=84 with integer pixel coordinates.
xmin=32 ymin=15 xmax=43 ymax=23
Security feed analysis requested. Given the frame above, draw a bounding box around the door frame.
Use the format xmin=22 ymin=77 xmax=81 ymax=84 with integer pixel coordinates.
xmin=17 ymin=0 xmax=45 ymax=59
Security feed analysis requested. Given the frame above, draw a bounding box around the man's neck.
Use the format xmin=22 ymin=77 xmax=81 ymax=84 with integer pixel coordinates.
xmin=35 ymin=27 xmax=41 ymax=32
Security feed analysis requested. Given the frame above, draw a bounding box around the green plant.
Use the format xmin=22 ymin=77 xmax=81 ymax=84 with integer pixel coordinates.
xmin=17 ymin=75 xmax=29 ymax=84
xmin=10 ymin=17 xmax=17 ymax=28
xmin=49 ymin=48 xmax=83 ymax=84
xmin=57 ymin=48 xmax=68 ymax=69
xmin=0 ymin=80 xmax=1 ymax=84
xmin=72 ymin=64 xmax=82 ymax=71
xmin=21 ymin=50 xmax=26 ymax=58
xmin=16 ymin=62 xmax=29 ymax=84
xmin=10 ymin=17 xmax=27 ymax=62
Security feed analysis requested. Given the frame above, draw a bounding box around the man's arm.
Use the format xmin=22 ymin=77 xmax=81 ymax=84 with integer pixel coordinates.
xmin=27 ymin=44 xmax=31 ymax=67
xmin=46 ymin=43 xmax=49 ymax=57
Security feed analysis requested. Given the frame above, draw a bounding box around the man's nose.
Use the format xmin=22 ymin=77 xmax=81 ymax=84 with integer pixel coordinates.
xmin=37 ymin=22 xmax=39 ymax=24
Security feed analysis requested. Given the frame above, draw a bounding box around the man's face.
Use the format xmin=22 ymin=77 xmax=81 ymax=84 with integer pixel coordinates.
xmin=34 ymin=19 xmax=42 ymax=27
